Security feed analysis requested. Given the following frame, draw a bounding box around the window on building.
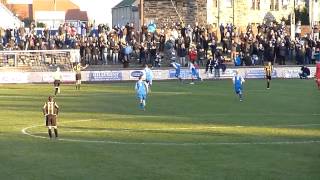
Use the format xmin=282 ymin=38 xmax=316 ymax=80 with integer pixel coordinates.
xmin=297 ymin=0 xmax=306 ymax=6
xmin=282 ymin=0 xmax=289 ymax=10
xmin=270 ymin=0 xmax=279 ymax=11
xmin=225 ymin=0 xmax=232 ymax=7
xmin=213 ymin=0 xmax=218 ymax=8
xmin=251 ymin=0 xmax=261 ymax=10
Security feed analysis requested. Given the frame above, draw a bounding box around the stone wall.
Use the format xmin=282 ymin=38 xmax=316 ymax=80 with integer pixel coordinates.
xmin=144 ymin=0 xmax=207 ymax=26
xmin=208 ymin=0 xmax=294 ymax=27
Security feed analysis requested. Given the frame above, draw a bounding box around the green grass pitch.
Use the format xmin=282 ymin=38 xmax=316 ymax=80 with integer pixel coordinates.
xmin=0 ymin=79 xmax=319 ymax=180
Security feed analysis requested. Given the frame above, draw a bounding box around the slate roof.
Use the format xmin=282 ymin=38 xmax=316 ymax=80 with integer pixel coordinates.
xmin=113 ymin=0 xmax=136 ymax=9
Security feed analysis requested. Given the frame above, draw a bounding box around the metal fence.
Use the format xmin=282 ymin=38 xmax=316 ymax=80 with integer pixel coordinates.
xmin=0 ymin=49 xmax=80 ymax=69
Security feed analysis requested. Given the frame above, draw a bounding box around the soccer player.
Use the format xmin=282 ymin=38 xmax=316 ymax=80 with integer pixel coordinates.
xmin=189 ymin=62 xmax=202 ymax=84
xmin=144 ymin=64 xmax=153 ymax=91
xmin=171 ymin=60 xmax=182 ymax=82
xmin=53 ymin=67 xmax=62 ymax=95
xmin=232 ymin=70 xmax=245 ymax=102
xmin=42 ymin=96 xmax=59 ymax=139
xmin=315 ymin=61 xmax=320 ymax=90
xmin=73 ymin=63 xmax=88 ymax=90
xmin=264 ymin=62 xmax=273 ymax=89
xmin=135 ymin=75 xmax=149 ymax=110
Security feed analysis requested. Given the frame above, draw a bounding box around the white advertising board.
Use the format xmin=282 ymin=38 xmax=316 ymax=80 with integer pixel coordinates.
xmin=0 ymin=66 xmax=316 ymax=84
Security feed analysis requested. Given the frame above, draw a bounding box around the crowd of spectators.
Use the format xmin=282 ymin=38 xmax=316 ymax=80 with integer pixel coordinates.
xmin=1 ymin=20 xmax=320 ymax=68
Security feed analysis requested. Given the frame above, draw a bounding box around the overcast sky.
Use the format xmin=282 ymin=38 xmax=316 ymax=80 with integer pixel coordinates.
xmin=71 ymin=0 xmax=123 ymax=25
xmin=7 ymin=0 xmax=123 ymax=25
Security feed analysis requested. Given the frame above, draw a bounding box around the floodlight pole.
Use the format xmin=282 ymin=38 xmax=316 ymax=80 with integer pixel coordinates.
xmin=290 ymin=0 xmax=296 ymax=40
xmin=217 ymin=0 xmax=220 ymax=26
xmin=310 ymin=0 xmax=314 ymax=40
xmin=232 ymin=0 xmax=235 ymax=25
xmin=140 ymin=0 xmax=144 ymax=27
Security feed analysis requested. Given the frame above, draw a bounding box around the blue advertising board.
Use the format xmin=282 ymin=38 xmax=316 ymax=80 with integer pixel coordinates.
xmin=169 ymin=69 xmax=191 ymax=79
xmin=130 ymin=70 xmax=144 ymax=78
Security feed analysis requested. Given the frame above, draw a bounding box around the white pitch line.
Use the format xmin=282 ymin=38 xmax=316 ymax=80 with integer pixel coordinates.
xmin=283 ymin=124 xmax=320 ymax=127
xmin=102 ymin=126 xmax=244 ymax=131
xmin=21 ymin=120 xmax=320 ymax=146
xmin=21 ymin=119 xmax=97 ymax=138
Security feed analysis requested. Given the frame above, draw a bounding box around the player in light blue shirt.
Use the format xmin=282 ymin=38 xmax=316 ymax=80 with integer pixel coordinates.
xmin=232 ymin=70 xmax=245 ymax=101
xmin=144 ymin=64 xmax=153 ymax=91
xmin=171 ymin=61 xmax=182 ymax=82
xmin=189 ymin=62 xmax=202 ymax=84
xmin=135 ymin=75 xmax=149 ymax=110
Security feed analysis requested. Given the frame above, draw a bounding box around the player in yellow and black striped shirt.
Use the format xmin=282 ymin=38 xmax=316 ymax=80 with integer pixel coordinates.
xmin=43 ymin=96 xmax=59 ymax=139
xmin=73 ymin=63 xmax=88 ymax=90
xmin=264 ymin=62 xmax=273 ymax=89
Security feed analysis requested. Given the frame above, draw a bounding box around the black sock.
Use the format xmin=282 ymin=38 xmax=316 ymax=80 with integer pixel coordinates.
xmin=267 ymin=81 xmax=270 ymax=88
xmin=54 ymin=129 xmax=58 ymax=138
xmin=48 ymin=129 xmax=52 ymax=138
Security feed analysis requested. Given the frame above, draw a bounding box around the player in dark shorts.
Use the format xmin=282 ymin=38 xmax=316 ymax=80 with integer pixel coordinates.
xmin=264 ymin=62 xmax=273 ymax=89
xmin=53 ymin=67 xmax=62 ymax=95
xmin=73 ymin=63 xmax=88 ymax=90
xmin=53 ymin=80 xmax=60 ymax=94
xmin=43 ymin=96 xmax=59 ymax=139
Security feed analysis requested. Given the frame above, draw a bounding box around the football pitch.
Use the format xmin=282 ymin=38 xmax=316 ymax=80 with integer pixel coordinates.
xmin=0 ymin=79 xmax=319 ymax=180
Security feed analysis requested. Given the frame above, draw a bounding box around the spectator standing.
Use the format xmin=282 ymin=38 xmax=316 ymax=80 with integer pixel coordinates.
xmin=112 ymin=43 xmax=119 ymax=64
xmin=178 ymin=43 xmax=187 ymax=66
xmin=189 ymin=45 xmax=197 ymax=66
xmin=279 ymin=43 xmax=287 ymax=65
xmin=315 ymin=61 xmax=320 ymax=90
xmin=219 ymin=23 xmax=225 ymax=43
xmin=305 ymin=44 xmax=312 ymax=65
xmin=139 ymin=43 xmax=146 ymax=64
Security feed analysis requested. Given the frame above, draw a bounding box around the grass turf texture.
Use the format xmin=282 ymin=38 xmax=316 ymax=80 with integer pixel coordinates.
xmin=0 ymin=79 xmax=319 ymax=180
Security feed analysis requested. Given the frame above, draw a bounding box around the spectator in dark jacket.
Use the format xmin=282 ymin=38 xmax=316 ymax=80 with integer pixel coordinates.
xmin=205 ymin=57 xmax=214 ymax=74
xmin=305 ymin=45 xmax=312 ymax=65
xmin=279 ymin=43 xmax=287 ymax=65
xmin=299 ymin=66 xmax=310 ymax=79
xmin=178 ymin=44 xmax=187 ymax=66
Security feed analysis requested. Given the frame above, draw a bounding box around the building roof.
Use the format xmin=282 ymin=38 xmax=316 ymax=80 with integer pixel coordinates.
xmin=33 ymin=0 xmax=79 ymax=12
xmin=65 ymin=9 xmax=88 ymax=21
xmin=112 ymin=0 xmax=136 ymax=9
